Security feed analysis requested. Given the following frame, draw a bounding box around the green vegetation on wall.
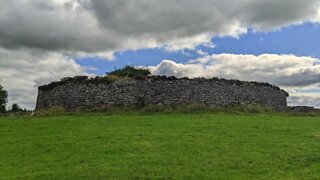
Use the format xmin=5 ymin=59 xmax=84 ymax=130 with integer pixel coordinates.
xmin=106 ymin=65 xmax=151 ymax=77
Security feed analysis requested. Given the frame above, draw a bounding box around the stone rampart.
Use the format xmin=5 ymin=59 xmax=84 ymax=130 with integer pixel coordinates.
xmin=36 ymin=76 xmax=289 ymax=110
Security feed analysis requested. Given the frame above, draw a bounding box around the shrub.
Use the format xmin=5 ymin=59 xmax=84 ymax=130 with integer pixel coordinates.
xmin=107 ymin=65 xmax=151 ymax=78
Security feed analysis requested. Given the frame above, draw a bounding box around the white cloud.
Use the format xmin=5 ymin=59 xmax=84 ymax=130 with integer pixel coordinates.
xmin=0 ymin=49 xmax=88 ymax=109
xmin=311 ymin=7 xmax=320 ymax=22
xmin=164 ymin=34 xmax=214 ymax=52
xmin=197 ymin=49 xmax=209 ymax=56
xmin=151 ymin=54 xmax=320 ymax=86
xmin=150 ymin=54 xmax=320 ymax=107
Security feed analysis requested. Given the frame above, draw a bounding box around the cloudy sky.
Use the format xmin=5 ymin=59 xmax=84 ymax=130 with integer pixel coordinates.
xmin=1 ymin=0 xmax=320 ymax=109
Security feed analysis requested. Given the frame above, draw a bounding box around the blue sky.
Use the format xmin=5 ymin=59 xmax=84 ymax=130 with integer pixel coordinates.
xmin=77 ymin=23 xmax=320 ymax=75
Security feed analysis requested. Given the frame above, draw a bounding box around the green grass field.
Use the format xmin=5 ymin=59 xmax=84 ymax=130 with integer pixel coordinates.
xmin=0 ymin=112 xmax=320 ymax=179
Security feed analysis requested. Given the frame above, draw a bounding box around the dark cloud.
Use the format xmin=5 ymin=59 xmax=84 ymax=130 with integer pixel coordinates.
xmin=0 ymin=0 xmax=319 ymax=54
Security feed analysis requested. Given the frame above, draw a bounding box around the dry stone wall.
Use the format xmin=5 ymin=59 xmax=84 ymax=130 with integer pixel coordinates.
xmin=36 ymin=77 xmax=289 ymax=110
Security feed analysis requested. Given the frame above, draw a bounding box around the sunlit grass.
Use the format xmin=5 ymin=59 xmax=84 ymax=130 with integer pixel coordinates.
xmin=0 ymin=112 xmax=319 ymax=179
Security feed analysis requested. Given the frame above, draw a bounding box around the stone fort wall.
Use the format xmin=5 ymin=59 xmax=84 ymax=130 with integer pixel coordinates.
xmin=36 ymin=76 xmax=289 ymax=110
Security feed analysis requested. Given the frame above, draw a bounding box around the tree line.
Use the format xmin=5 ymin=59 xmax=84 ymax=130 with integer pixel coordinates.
xmin=0 ymin=84 xmax=27 ymax=114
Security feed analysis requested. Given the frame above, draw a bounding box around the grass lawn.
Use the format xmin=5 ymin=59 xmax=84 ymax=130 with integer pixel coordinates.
xmin=0 ymin=112 xmax=319 ymax=179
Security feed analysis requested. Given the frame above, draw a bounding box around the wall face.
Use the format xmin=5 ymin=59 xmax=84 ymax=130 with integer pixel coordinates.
xmin=36 ymin=78 xmax=288 ymax=110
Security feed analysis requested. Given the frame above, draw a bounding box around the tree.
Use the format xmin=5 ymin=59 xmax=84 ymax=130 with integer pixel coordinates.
xmin=11 ymin=103 xmax=22 ymax=113
xmin=0 ymin=85 xmax=8 ymax=113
